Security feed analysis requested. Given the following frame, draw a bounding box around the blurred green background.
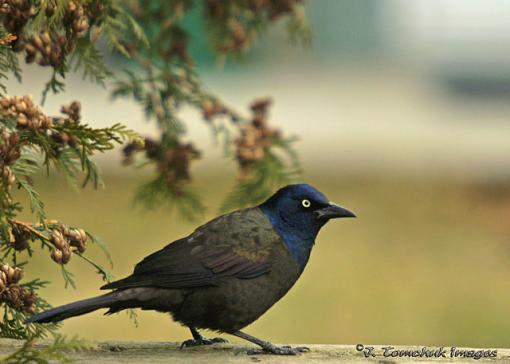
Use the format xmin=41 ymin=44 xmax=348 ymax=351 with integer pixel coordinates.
xmin=7 ymin=0 xmax=510 ymax=348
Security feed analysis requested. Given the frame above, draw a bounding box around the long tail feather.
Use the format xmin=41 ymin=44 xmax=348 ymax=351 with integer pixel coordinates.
xmin=26 ymin=292 xmax=120 ymax=324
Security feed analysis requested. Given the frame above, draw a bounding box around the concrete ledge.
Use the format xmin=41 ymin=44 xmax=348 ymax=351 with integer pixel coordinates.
xmin=0 ymin=339 xmax=508 ymax=363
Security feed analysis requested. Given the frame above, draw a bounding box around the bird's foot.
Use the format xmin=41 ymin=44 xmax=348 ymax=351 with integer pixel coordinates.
xmin=180 ymin=337 xmax=228 ymax=349
xmin=247 ymin=344 xmax=310 ymax=356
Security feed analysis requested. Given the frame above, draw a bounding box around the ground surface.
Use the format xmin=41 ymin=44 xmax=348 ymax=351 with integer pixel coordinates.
xmin=0 ymin=340 xmax=508 ymax=363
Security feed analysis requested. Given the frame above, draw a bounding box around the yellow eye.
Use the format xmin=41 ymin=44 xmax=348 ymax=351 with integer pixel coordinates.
xmin=302 ymin=199 xmax=311 ymax=208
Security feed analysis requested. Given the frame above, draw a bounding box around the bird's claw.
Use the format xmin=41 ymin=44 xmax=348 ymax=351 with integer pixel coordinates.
xmin=180 ymin=337 xmax=228 ymax=349
xmin=247 ymin=345 xmax=310 ymax=356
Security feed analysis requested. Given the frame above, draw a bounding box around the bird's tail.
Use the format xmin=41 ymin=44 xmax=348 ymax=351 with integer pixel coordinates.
xmin=26 ymin=291 xmax=125 ymax=324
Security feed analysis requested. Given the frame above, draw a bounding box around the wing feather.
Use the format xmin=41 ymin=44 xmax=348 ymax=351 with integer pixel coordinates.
xmin=101 ymin=209 xmax=272 ymax=290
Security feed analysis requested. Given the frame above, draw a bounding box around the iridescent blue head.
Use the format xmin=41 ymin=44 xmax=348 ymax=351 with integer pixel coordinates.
xmin=259 ymin=184 xmax=356 ymax=269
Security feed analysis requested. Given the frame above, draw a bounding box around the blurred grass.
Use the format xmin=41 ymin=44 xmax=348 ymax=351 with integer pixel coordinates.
xmin=11 ymin=170 xmax=510 ymax=347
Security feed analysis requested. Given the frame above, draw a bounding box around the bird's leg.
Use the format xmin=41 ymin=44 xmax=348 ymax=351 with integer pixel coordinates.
xmin=231 ymin=330 xmax=310 ymax=356
xmin=180 ymin=327 xmax=228 ymax=349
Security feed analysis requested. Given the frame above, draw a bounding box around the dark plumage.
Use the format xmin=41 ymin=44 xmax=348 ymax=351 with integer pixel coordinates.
xmin=27 ymin=184 xmax=355 ymax=355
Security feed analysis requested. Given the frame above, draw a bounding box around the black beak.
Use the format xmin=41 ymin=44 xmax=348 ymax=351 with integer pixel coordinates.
xmin=314 ymin=203 xmax=356 ymax=220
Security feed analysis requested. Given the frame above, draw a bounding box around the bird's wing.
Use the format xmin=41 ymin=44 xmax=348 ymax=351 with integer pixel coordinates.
xmin=101 ymin=208 xmax=274 ymax=290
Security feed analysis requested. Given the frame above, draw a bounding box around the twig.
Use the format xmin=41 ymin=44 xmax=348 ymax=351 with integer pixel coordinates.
xmin=8 ymin=219 xmax=49 ymax=241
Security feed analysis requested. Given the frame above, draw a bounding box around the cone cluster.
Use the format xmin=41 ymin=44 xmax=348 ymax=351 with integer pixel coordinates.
xmin=158 ymin=142 xmax=201 ymax=185
xmin=205 ymin=0 xmax=303 ymax=53
xmin=2 ymin=1 xmax=97 ymax=67
xmin=123 ymin=138 xmax=201 ymax=188
xmin=50 ymin=227 xmax=88 ymax=265
xmin=48 ymin=101 xmax=82 ymax=148
xmin=0 ymin=263 xmax=36 ymax=314
xmin=0 ymin=0 xmax=35 ymax=38
xmin=2 ymin=165 xmax=15 ymax=192
xmin=0 ymin=129 xmax=20 ymax=203
xmin=10 ymin=225 xmax=30 ymax=251
xmin=65 ymin=1 xmax=89 ymax=36
xmin=0 ymin=95 xmax=52 ymax=131
xmin=235 ymin=98 xmax=280 ymax=178
xmin=0 ymin=129 xmax=20 ymax=168
xmin=60 ymin=100 xmax=81 ymax=123
xmin=0 ymin=32 xmax=16 ymax=46
xmin=201 ymin=99 xmax=226 ymax=121
xmin=24 ymin=31 xmax=67 ymax=67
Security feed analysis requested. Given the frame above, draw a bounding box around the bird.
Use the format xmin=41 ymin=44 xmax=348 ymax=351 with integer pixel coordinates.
xmin=27 ymin=183 xmax=356 ymax=355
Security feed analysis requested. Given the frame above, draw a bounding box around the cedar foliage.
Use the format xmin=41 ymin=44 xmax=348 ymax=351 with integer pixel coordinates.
xmin=0 ymin=0 xmax=310 ymax=362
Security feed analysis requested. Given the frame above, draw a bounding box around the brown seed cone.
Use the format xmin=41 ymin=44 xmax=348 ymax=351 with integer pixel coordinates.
xmin=3 ymin=166 xmax=16 ymax=191
xmin=1 ymin=265 xmax=11 ymax=280
xmin=24 ymin=32 xmax=65 ymax=68
xmin=40 ymin=31 xmax=51 ymax=44
xmin=250 ymin=98 xmax=272 ymax=115
xmin=2 ymin=284 xmax=23 ymax=310
xmin=51 ymin=249 xmax=62 ymax=263
xmin=0 ymin=130 xmax=21 ymax=167
xmin=65 ymin=1 xmax=90 ymax=36
xmin=0 ymin=263 xmax=23 ymax=284
xmin=201 ymin=99 xmax=226 ymax=120
xmin=71 ymin=241 xmax=86 ymax=254
xmin=1 ymin=0 xmax=36 ymax=37
xmin=12 ymin=238 xmax=29 ymax=251
xmin=0 ymin=95 xmax=52 ymax=131
xmin=51 ymin=230 xmax=67 ymax=250
xmin=1 ymin=284 xmax=36 ymax=314
xmin=234 ymin=98 xmax=280 ymax=173
xmin=68 ymin=1 xmax=77 ymax=12
xmin=67 ymin=228 xmax=87 ymax=253
xmin=0 ymin=271 xmax=7 ymax=294
xmin=10 ymin=267 xmax=23 ymax=284
xmin=154 ymin=142 xmax=201 ymax=186
xmin=67 ymin=228 xmax=80 ymax=241
xmin=11 ymin=225 xmax=31 ymax=251
xmin=60 ymin=101 xmax=81 ymax=122
xmin=32 ymin=34 xmax=43 ymax=50
xmin=78 ymin=228 xmax=87 ymax=243
xmin=201 ymin=99 xmax=214 ymax=120
xmin=7 ymin=227 xmax=15 ymax=244
xmin=61 ymin=246 xmax=72 ymax=264
xmin=228 ymin=19 xmax=247 ymax=48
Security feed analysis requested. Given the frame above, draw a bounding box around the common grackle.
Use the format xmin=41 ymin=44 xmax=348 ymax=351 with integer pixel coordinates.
xmin=27 ymin=184 xmax=355 ymax=355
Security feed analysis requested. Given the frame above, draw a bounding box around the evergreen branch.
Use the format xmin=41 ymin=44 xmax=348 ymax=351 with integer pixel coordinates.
xmin=287 ymin=3 xmax=313 ymax=47
xmin=30 ymin=0 xmax=69 ymax=32
xmin=1 ymin=293 xmax=60 ymax=340
xmin=55 ymin=148 xmax=81 ymax=191
xmin=60 ymin=265 xmax=76 ymax=289
xmin=134 ymin=176 xmax=205 ymax=222
xmin=14 ymin=179 xmax=46 ymax=222
xmin=99 ymin=0 xmax=150 ymax=58
xmin=0 ymin=335 xmax=93 ymax=364
xmin=221 ymin=138 xmax=301 ymax=212
xmin=122 ymin=10 xmax=149 ymax=48
xmin=11 ymin=149 xmax=40 ymax=177
xmin=14 ymin=119 xmax=139 ymax=189
xmin=75 ymin=253 xmax=113 ymax=283
xmin=71 ymin=39 xmax=112 ymax=87
xmin=41 ymin=68 xmax=66 ymax=105
xmin=0 ymin=33 xmax=21 ymax=95
xmin=8 ymin=219 xmax=48 ymax=241
xmin=86 ymin=232 xmax=113 ymax=267
xmin=125 ymin=308 xmax=139 ymax=327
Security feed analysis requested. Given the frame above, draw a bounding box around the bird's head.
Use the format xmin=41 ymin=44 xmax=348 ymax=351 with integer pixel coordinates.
xmin=260 ymin=183 xmax=356 ymax=242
